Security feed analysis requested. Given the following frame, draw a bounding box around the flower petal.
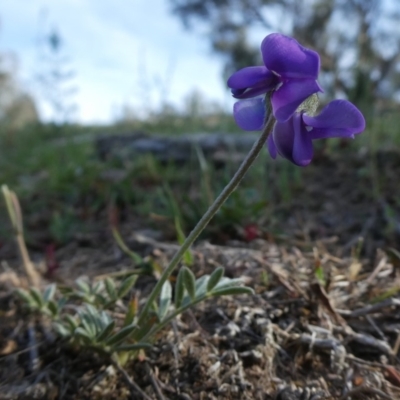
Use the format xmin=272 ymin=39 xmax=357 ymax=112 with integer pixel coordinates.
xmin=272 ymin=118 xmax=295 ymax=161
xmin=227 ymin=66 xmax=274 ymax=89
xmin=231 ymin=82 xmax=274 ymax=99
xmin=233 ymin=98 xmax=266 ymax=131
xmin=302 ymin=100 xmax=366 ymax=139
xmin=292 ymin=114 xmax=313 ymax=166
xmin=272 ymin=79 xmax=322 ymax=122
xmin=267 ymin=134 xmax=277 ymax=159
xmin=273 ymin=114 xmax=313 ymax=166
xmin=261 ymin=33 xmax=320 ymax=79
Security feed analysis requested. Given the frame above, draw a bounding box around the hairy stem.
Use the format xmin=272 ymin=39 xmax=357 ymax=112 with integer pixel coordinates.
xmin=138 ymin=114 xmax=275 ymax=325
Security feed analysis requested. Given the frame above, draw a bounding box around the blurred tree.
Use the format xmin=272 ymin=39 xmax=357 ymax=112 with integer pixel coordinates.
xmin=0 ymin=52 xmax=38 ymax=129
xmin=170 ymin=0 xmax=400 ymax=108
xmin=36 ymin=22 xmax=78 ymax=124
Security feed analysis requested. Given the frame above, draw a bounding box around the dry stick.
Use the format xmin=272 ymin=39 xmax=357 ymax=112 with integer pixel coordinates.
xmin=137 ymin=114 xmax=275 ymax=326
xmin=112 ymin=359 xmax=152 ymax=400
xmin=145 ymin=363 xmax=167 ymax=400
xmin=2 ymin=186 xmax=40 ymax=287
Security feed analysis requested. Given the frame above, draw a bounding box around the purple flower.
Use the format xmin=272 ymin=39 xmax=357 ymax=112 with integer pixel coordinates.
xmin=227 ymin=33 xmax=322 ymax=122
xmin=267 ymin=100 xmax=366 ymax=166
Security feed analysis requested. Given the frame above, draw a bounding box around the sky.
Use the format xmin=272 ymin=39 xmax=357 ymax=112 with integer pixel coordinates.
xmin=0 ymin=0 xmax=235 ymax=124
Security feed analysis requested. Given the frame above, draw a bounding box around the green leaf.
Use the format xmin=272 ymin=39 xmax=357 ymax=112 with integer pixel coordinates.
xmin=78 ymin=308 xmax=98 ymax=338
xmin=113 ymin=342 xmax=153 ymax=352
xmin=43 ymin=284 xmax=57 ymax=303
xmin=105 ymin=323 xmax=137 ymax=347
xmin=105 ymin=278 xmax=117 ymax=300
xmin=47 ymin=300 xmax=59 ymax=317
xmin=74 ymin=327 xmax=93 ymax=344
xmin=15 ymin=288 xmax=35 ymax=306
xmin=131 ymin=312 xmax=159 ymax=342
xmin=92 ymin=281 xmax=104 ymax=295
xmin=29 ymin=287 xmax=45 ymax=308
xmin=117 ymin=275 xmax=137 ymax=299
xmin=57 ymin=297 xmax=67 ymax=310
xmin=64 ymin=315 xmax=78 ymax=331
xmin=96 ymin=294 xmax=109 ymax=307
xmin=174 ymin=216 xmax=193 ymax=266
xmin=195 ymin=275 xmax=209 ymax=297
xmin=54 ymin=322 xmax=71 ymax=338
xmin=76 ymin=279 xmax=91 ymax=295
xmin=207 ymin=267 xmax=225 ymax=292
xmin=210 ymin=286 xmax=254 ymax=297
xmin=214 ymin=277 xmax=244 ymax=290
xmin=123 ymin=298 xmax=138 ymax=327
xmin=158 ymin=280 xmax=172 ymax=320
xmin=182 ymin=267 xmax=196 ymax=301
xmin=96 ymin=320 xmax=116 ymax=343
xmin=81 ymin=317 xmax=96 ymax=339
xmin=174 ymin=268 xmax=185 ymax=309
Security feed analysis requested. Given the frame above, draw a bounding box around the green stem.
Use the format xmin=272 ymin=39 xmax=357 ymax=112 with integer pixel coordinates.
xmin=141 ymin=295 xmax=209 ymax=342
xmin=137 ymin=115 xmax=275 ymax=326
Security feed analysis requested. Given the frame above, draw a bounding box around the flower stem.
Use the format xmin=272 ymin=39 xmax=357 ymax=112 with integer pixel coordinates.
xmin=137 ymin=115 xmax=275 ymax=325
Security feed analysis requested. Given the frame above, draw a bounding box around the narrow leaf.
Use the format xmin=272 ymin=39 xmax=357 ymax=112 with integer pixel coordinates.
xmin=85 ymin=305 xmax=103 ymax=332
xmin=29 ymin=287 xmax=45 ymax=308
xmin=105 ymin=323 xmax=137 ymax=347
xmin=174 ymin=268 xmax=185 ymax=309
xmin=64 ymin=315 xmax=78 ymax=330
xmin=74 ymin=327 xmax=93 ymax=344
xmin=113 ymin=342 xmax=153 ymax=352
xmin=207 ymin=267 xmax=224 ymax=292
xmin=96 ymin=320 xmax=116 ymax=343
xmin=43 ymin=284 xmax=57 ymax=303
xmin=54 ymin=322 xmax=71 ymax=338
xmin=195 ymin=275 xmax=209 ymax=297
xmin=174 ymin=217 xmax=193 ymax=266
xmin=93 ymin=281 xmax=104 ymax=295
xmin=15 ymin=289 xmax=35 ymax=306
xmin=158 ymin=280 xmax=172 ymax=320
xmin=211 ymin=286 xmax=254 ymax=297
xmin=117 ymin=275 xmax=137 ymax=299
xmin=123 ymin=296 xmax=138 ymax=327
xmin=105 ymin=278 xmax=117 ymax=300
xmin=182 ymin=267 xmax=196 ymax=301
xmin=47 ymin=300 xmax=59 ymax=317
xmin=214 ymin=277 xmax=244 ymax=290
xmin=76 ymin=279 xmax=91 ymax=295
xmin=81 ymin=317 xmax=96 ymax=339
xmin=131 ymin=313 xmax=159 ymax=342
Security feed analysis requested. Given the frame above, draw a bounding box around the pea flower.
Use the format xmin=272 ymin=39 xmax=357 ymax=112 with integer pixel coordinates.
xmin=235 ymin=98 xmax=365 ymax=167
xmin=227 ymin=33 xmax=322 ymax=122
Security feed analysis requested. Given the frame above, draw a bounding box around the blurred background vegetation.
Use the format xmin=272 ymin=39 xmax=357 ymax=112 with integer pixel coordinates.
xmin=0 ymin=0 xmax=399 ymax=251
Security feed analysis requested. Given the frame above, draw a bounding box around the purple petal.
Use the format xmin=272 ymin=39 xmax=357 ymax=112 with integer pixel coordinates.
xmin=272 ymin=78 xmax=322 ymax=122
xmin=302 ymin=100 xmax=366 ymax=139
xmin=292 ymin=114 xmax=313 ymax=166
xmin=233 ymin=98 xmax=266 ymax=131
xmin=231 ymin=81 xmax=274 ymax=99
xmin=229 ymin=71 xmax=278 ymax=99
xmin=261 ymin=33 xmax=320 ymax=79
xmin=272 ymin=119 xmax=295 ymax=161
xmin=267 ymin=134 xmax=277 ymax=159
xmin=227 ymin=66 xmax=274 ymax=89
xmin=273 ymin=114 xmax=313 ymax=166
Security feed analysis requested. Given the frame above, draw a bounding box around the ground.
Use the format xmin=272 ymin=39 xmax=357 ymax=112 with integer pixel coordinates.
xmin=1 ymin=147 xmax=400 ymax=399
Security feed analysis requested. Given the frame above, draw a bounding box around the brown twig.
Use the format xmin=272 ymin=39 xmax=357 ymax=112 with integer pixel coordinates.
xmin=112 ymin=359 xmax=152 ymax=400
xmin=145 ymin=363 xmax=167 ymax=400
